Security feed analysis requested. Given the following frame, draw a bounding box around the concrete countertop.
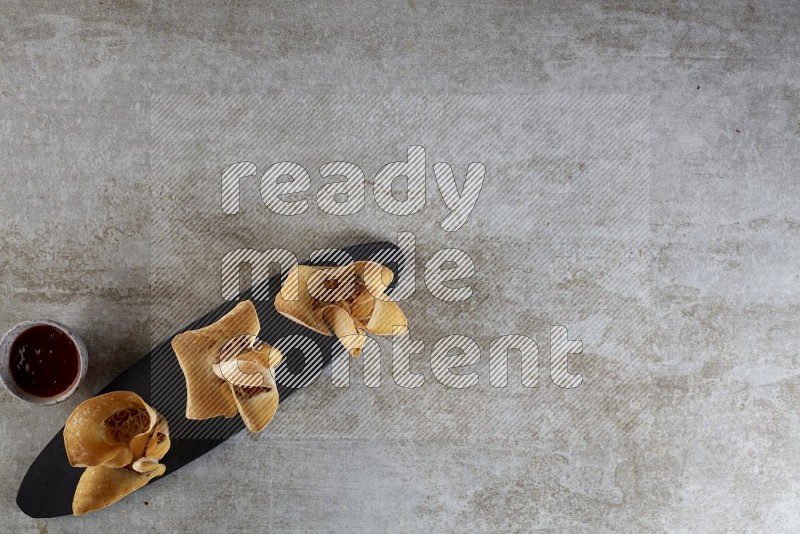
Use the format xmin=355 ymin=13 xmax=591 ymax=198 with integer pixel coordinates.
xmin=1 ymin=2 xmax=798 ymax=532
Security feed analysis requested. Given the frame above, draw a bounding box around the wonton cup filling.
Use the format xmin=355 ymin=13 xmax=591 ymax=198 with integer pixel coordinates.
xmin=274 ymin=261 xmax=407 ymax=357
xmin=63 ymin=391 xmax=170 ymax=515
xmin=171 ymin=300 xmax=282 ymax=433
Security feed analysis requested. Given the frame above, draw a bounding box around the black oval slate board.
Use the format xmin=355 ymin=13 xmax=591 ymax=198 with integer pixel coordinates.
xmin=17 ymin=241 xmax=404 ymax=518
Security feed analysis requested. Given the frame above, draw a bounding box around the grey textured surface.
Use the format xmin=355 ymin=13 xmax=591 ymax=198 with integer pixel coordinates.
xmin=1 ymin=1 xmax=799 ymax=532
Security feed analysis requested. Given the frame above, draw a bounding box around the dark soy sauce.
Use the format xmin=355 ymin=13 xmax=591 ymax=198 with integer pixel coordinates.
xmin=9 ymin=325 xmax=79 ymax=397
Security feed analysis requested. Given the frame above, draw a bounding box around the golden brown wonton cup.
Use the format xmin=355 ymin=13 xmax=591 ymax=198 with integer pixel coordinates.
xmin=274 ymin=261 xmax=407 ymax=357
xmin=63 ymin=391 xmax=170 ymax=515
xmin=171 ymin=300 xmax=282 ymax=433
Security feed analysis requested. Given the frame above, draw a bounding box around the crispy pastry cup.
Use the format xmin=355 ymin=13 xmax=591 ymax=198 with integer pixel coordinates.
xmin=171 ymin=300 xmax=282 ymax=433
xmin=274 ymin=261 xmax=407 ymax=356
xmin=63 ymin=391 xmax=170 ymax=515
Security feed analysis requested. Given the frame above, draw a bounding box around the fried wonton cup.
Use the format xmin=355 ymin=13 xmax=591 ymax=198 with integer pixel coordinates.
xmin=64 ymin=391 xmax=170 ymax=515
xmin=274 ymin=261 xmax=407 ymax=357
xmin=171 ymin=300 xmax=282 ymax=433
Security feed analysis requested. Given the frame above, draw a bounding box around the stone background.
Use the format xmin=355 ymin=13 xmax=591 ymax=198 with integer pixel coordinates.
xmin=1 ymin=1 xmax=798 ymax=532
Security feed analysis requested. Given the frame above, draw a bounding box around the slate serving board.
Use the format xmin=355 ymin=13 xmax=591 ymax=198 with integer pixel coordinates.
xmin=17 ymin=241 xmax=404 ymax=518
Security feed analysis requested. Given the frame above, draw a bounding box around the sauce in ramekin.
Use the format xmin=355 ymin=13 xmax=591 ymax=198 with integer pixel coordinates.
xmin=9 ymin=325 xmax=80 ymax=398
